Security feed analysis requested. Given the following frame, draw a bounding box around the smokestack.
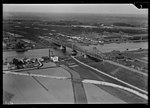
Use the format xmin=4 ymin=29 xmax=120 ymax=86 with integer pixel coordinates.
xmin=49 ymin=49 xmax=50 ymax=59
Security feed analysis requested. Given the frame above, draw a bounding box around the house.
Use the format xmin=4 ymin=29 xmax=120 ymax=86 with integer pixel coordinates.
xmin=51 ymin=56 xmax=59 ymax=62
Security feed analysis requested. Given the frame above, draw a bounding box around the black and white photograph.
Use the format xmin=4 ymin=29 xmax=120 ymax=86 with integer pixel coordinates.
xmin=3 ymin=4 xmax=148 ymax=104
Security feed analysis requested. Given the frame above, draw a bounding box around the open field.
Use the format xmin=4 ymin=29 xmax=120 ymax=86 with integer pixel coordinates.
xmin=3 ymin=12 xmax=148 ymax=39
xmin=63 ymin=57 xmax=147 ymax=103
xmin=3 ymin=68 xmax=74 ymax=104
xmin=75 ymin=56 xmax=147 ymax=91
xmin=3 ymin=12 xmax=148 ymax=27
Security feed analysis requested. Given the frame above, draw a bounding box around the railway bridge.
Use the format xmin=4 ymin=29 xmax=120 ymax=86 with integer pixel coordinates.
xmin=49 ymin=38 xmax=106 ymax=60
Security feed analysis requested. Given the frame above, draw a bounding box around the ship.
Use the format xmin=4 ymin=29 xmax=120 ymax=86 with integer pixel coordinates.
xmin=71 ymin=50 xmax=77 ymax=56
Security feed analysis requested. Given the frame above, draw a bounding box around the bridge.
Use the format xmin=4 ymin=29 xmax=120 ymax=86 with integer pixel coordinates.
xmin=48 ymin=37 xmax=106 ymax=60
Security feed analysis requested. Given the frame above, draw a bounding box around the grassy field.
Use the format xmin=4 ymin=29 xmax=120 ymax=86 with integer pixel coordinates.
xmin=3 ymin=13 xmax=148 ymax=37
xmin=4 ymin=12 xmax=148 ymax=26
xmin=76 ymin=56 xmax=147 ymax=91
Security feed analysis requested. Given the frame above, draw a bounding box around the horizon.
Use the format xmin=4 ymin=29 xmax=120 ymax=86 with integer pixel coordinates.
xmin=3 ymin=11 xmax=148 ymax=19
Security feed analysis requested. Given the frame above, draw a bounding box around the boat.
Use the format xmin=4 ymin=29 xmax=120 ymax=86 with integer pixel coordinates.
xmin=71 ymin=50 xmax=77 ymax=56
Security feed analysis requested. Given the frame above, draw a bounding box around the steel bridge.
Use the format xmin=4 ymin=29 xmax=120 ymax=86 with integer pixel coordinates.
xmin=49 ymin=38 xmax=106 ymax=60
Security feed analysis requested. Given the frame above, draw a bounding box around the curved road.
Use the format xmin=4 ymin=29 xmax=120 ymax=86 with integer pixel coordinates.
xmin=60 ymin=65 xmax=88 ymax=104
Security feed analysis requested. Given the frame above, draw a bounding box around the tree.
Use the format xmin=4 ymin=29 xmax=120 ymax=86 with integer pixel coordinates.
xmin=15 ymin=41 xmax=25 ymax=49
xmin=12 ymin=58 xmax=19 ymax=65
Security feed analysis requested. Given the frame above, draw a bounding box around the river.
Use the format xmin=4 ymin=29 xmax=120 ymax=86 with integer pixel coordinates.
xmin=3 ymin=47 xmax=72 ymax=61
xmin=3 ymin=42 xmax=148 ymax=61
xmin=81 ymin=42 xmax=148 ymax=53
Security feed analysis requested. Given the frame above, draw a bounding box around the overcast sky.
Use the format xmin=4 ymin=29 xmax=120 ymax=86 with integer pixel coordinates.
xmin=3 ymin=4 xmax=148 ymax=15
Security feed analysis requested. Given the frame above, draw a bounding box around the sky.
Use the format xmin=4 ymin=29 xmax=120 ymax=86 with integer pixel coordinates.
xmin=3 ymin=4 xmax=148 ymax=15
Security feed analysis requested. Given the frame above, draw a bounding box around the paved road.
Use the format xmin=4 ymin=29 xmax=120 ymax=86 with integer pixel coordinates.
xmin=60 ymin=65 xmax=88 ymax=104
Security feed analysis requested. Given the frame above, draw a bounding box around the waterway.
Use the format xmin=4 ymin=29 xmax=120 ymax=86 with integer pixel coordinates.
xmin=81 ymin=42 xmax=148 ymax=53
xmin=3 ymin=47 xmax=71 ymax=61
xmin=3 ymin=42 xmax=148 ymax=61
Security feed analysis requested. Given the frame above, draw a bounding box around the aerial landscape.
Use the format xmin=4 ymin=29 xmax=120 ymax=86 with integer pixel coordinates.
xmin=3 ymin=4 xmax=148 ymax=104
